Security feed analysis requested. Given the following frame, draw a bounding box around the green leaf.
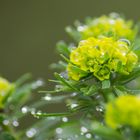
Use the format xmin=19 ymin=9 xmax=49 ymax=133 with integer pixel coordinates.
xmin=69 ymin=64 xmax=89 ymax=75
xmin=102 ymin=80 xmax=110 ymax=89
xmin=34 ymin=112 xmax=72 ymax=118
xmin=113 ymin=86 xmax=126 ymax=96
xmin=0 ymin=132 xmax=16 ymax=140
xmin=56 ymin=41 xmax=70 ymax=56
xmin=91 ymin=122 xmax=124 ymax=140
xmin=22 ymin=118 xmax=61 ymax=140
xmin=65 ymin=26 xmax=81 ymax=42
xmin=6 ymin=83 xmax=33 ymax=107
xmin=54 ymin=72 xmax=80 ymax=92
xmin=60 ymin=54 xmax=70 ymax=63
xmin=81 ymin=85 xmax=98 ymax=96
xmin=15 ymin=73 xmax=32 ymax=87
xmin=115 ymin=67 xmax=140 ymax=84
xmin=50 ymin=61 xmax=67 ymax=70
xmin=115 ymin=86 xmax=140 ymax=95
xmin=117 ymin=61 xmax=123 ymax=72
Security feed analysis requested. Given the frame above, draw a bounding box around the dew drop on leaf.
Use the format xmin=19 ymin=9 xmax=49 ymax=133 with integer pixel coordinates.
xmin=70 ymin=103 xmax=78 ymax=109
xmin=12 ymin=120 xmax=19 ymax=127
xmin=85 ymin=133 xmax=92 ymax=139
xmin=44 ymin=94 xmax=52 ymax=101
xmin=21 ymin=106 xmax=28 ymax=114
xmin=3 ymin=120 xmax=9 ymax=125
xmin=62 ymin=117 xmax=68 ymax=122
xmin=56 ymin=127 xmax=63 ymax=134
xmin=26 ymin=128 xmax=37 ymax=138
xmin=81 ymin=126 xmax=88 ymax=133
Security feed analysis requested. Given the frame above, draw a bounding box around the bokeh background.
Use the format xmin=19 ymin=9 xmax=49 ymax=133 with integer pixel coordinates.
xmin=0 ymin=0 xmax=140 ymax=82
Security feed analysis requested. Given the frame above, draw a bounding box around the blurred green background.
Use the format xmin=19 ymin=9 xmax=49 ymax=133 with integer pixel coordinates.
xmin=0 ymin=0 xmax=140 ymax=82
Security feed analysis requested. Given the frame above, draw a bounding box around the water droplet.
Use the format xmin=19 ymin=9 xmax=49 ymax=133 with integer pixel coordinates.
xmin=96 ymin=106 xmax=103 ymax=112
xmin=30 ymin=108 xmax=36 ymax=115
xmin=36 ymin=111 xmax=42 ymax=115
xmin=85 ymin=133 xmax=92 ymax=139
xmin=77 ymin=26 xmax=85 ymax=32
xmin=44 ymin=94 xmax=52 ymax=101
xmin=3 ymin=120 xmax=9 ymax=125
xmin=62 ymin=117 xmax=68 ymax=122
xmin=56 ymin=128 xmax=63 ymax=134
xmin=33 ymin=111 xmax=42 ymax=119
xmin=81 ymin=126 xmax=88 ymax=133
xmin=26 ymin=128 xmax=37 ymax=138
xmin=70 ymin=103 xmax=78 ymax=109
xmin=80 ymin=132 xmax=84 ymax=135
xmin=71 ymin=92 xmax=77 ymax=97
xmin=12 ymin=120 xmax=19 ymax=127
xmin=95 ymin=95 xmax=102 ymax=100
xmin=94 ymin=135 xmax=100 ymax=139
xmin=21 ymin=106 xmax=28 ymax=114
xmin=32 ymin=79 xmax=44 ymax=89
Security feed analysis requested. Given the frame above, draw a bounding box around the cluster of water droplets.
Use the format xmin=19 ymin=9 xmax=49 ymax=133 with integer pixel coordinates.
xmin=80 ymin=126 xmax=92 ymax=139
xmin=21 ymin=106 xmax=36 ymax=115
xmin=2 ymin=118 xmax=19 ymax=130
xmin=55 ymin=124 xmax=93 ymax=139
xmin=21 ymin=105 xmax=43 ymax=119
xmin=95 ymin=105 xmax=103 ymax=113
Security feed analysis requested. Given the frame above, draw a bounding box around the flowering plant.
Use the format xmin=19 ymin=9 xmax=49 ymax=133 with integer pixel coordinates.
xmin=35 ymin=13 xmax=140 ymax=140
xmin=1 ymin=13 xmax=140 ymax=140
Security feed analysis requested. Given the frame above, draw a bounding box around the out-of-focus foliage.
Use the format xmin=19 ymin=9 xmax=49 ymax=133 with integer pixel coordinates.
xmin=105 ymin=95 xmax=140 ymax=129
xmin=0 ymin=75 xmax=62 ymax=140
xmin=66 ymin=13 xmax=138 ymax=42
xmin=0 ymin=77 xmax=15 ymax=109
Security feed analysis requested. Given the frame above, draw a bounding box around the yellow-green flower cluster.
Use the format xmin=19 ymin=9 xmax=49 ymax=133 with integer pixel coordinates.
xmin=78 ymin=14 xmax=137 ymax=41
xmin=67 ymin=37 xmax=138 ymax=81
xmin=0 ymin=77 xmax=14 ymax=108
xmin=105 ymin=95 xmax=140 ymax=129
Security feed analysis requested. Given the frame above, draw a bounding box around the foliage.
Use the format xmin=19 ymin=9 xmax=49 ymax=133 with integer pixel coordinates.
xmin=0 ymin=74 xmax=60 ymax=140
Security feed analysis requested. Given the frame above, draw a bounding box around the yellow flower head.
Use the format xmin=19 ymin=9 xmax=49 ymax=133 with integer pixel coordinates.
xmin=78 ymin=13 xmax=137 ymax=41
xmin=105 ymin=95 xmax=140 ymax=130
xmin=67 ymin=37 xmax=138 ymax=81
xmin=0 ymin=77 xmax=14 ymax=108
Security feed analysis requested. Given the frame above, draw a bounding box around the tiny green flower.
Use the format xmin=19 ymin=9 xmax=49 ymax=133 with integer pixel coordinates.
xmin=0 ymin=77 xmax=14 ymax=108
xmin=105 ymin=95 xmax=140 ymax=130
xmin=67 ymin=37 xmax=138 ymax=81
xmin=78 ymin=13 xmax=137 ymax=41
